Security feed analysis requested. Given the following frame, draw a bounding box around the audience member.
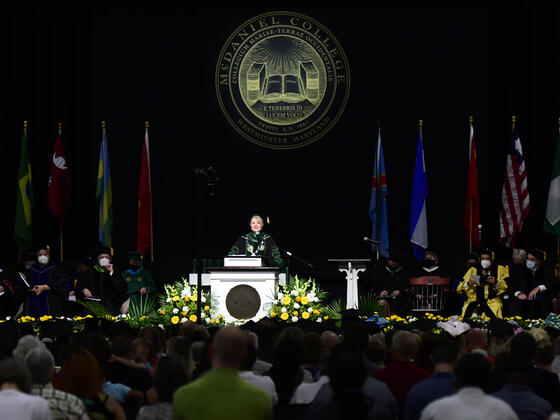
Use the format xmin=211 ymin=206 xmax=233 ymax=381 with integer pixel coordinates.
xmin=375 ymin=330 xmax=430 ymax=411
xmin=404 ymin=340 xmax=458 ymax=420
xmin=0 ymin=357 xmax=51 ymax=420
xmin=25 ymin=346 xmax=88 ymax=419
xmin=239 ymin=342 xmax=278 ymax=404
xmin=420 ymin=353 xmax=517 ymax=420
xmin=137 ymin=356 xmax=188 ymax=420
xmin=492 ymin=357 xmax=552 ymax=420
xmin=173 ymin=327 xmax=272 ymax=420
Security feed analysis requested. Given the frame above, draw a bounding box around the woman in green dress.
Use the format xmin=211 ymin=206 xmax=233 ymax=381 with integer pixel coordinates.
xmin=229 ymin=215 xmax=283 ymax=268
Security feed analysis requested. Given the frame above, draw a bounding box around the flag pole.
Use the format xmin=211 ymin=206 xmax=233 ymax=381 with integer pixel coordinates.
xmin=57 ymin=122 xmax=64 ymax=262
xmin=18 ymin=120 xmax=29 ymax=262
xmin=468 ymin=116 xmax=473 ymax=253
xmin=146 ymin=121 xmax=154 ymax=263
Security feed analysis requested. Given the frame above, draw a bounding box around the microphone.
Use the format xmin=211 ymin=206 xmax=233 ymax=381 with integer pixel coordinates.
xmin=363 ymin=236 xmax=382 ymax=245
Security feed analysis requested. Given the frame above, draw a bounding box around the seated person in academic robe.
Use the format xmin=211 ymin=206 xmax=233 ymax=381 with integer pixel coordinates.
xmin=411 ymin=250 xmax=449 ymax=310
xmin=229 ymin=214 xmax=283 ymax=268
xmin=23 ymin=247 xmax=66 ymax=317
xmin=458 ymin=249 xmax=508 ymax=319
xmin=522 ymin=249 xmax=555 ymax=319
xmin=76 ymin=247 xmax=125 ymax=315
xmin=371 ymin=250 xmax=409 ymax=315
xmin=121 ymin=251 xmax=156 ymax=313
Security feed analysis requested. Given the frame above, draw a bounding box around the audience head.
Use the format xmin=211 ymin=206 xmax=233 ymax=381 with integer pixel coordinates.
xmin=510 ymin=332 xmax=537 ymax=361
xmin=321 ymin=330 xmax=339 ymax=353
xmin=0 ymin=357 xmax=32 ymax=393
xmin=343 ymin=323 xmax=370 ymax=352
xmin=24 ymin=347 xmax=55 ymax=385
xmin=211 ymin=327 xmax=247 ymax=369
xmin=57 ymin=345 xmax=102 ymax=397
xmin=454 ymin=353 xmax=491 ymax=390
xmin=166 ymin=336 xmax=194 ymax=374
xmin=13 ymin=335 xmax=45 ymax=361
xmin=328 ymin=343 xmax=366 ymax=396
xmin=466 ymin=328 xmax=487 ymax=353
xmin=391 ymin=330 xmax=418 ymax=360
xmin=431 ymin=340 xmax=459 ymax=367
xmin=153 ymin=356 xmax=189 ymax=402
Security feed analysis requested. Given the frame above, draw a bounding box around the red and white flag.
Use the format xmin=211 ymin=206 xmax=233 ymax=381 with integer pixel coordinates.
xmin=499 ymin=124 xmax=530 ymax=247
xmin=137 ymin=124 xmax=152 ymax=256
xmin=46 ymin=128 xmax=71 ymax=229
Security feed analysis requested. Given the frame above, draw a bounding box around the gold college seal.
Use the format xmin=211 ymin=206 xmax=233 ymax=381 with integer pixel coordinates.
xmin=216 ymin=11 xmax=350 ymax=149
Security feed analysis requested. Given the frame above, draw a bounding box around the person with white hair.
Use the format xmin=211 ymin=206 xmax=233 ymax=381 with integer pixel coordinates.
xmin=0 ymin=357 xmax=51 ymax=420
xmin=229 ymin=215 xmax=283 ymax=267
xmin=25 ymin=346 xmax=88 ymax=419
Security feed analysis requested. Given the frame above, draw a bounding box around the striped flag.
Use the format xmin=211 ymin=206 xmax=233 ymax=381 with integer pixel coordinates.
xmin=96 ymin=123 xmax=113 ymax=247
xmin=410 ymin=123 xmax=428 ymax=259
xmin=461 ymin=119 xmax=480 ymax=248
xmin=14 ymin=122 xmax=34 ymax=251
xmin=137 ymin=123 xmax=152 ymax=257
xmin=369 ymin=128 xmax=389 ymax=257
xmin=499 ymin=120 xmax=530 ymax=248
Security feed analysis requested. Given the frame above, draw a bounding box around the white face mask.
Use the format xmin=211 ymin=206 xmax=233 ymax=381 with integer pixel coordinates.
xmin=38 ymin=255 xmax=49 ymax=265
xmin=526 ymin=260 xmax=536 ymax=270
xmin=481 ymin=259 xmax=491 ymax=269
xmin=99 ymin=257 xmax=110 ymax=267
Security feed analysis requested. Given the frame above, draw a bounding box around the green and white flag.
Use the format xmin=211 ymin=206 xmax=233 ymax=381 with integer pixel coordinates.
xmin=544 ymin=126 xmax=560 ymax=236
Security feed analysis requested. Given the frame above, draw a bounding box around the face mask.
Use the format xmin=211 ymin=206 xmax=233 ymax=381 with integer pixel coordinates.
xmin=526 ymin=260 xmax=536 ymax=270
xmin=481 ymin=259 xmax=491 ymax=269
xmin=99 ymin=257 xmax=110 ymax=267
xmin=423 ymin=259 xmax=435 ymax=268
xmin=38 ymin=255 xmax=49 ymax=265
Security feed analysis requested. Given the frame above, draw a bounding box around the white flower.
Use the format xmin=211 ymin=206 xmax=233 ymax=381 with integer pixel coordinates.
xmin=307 ymin=307 xmax=313 ymax=313
xmin=173 ymin=308 xmax=179 ymax=314
xmin=166 ymin=297 xmax=172 ymax=303
xmin=291 ymin=316 xmax=299 ymax=322
xmin=316 ymin=317 xmax=322 ymax=323
xmin=182 ymin=306 xmax=189 ymax=312
xmin=291 ymin=290 xmax=298 ymax=296
xmin=181 ymin=317 xmax=187 ymax=323
xmin=294 ymin=303 xmax=300 ymax=309
xmin=281 ymin=307 xmax=287 ymax=313
xmin=278 ymin=292 xmax=284 ymax=299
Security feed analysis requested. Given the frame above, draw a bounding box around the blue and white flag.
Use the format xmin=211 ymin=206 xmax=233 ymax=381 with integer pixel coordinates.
xmin=410 ymin=127 xmax=428 ymax=259
xmin=369 ymin=129 xmax=389 ymax=257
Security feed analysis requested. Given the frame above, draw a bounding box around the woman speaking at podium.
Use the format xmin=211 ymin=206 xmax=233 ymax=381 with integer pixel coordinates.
xmin=229 ymin=215 xmax=283 ymax=268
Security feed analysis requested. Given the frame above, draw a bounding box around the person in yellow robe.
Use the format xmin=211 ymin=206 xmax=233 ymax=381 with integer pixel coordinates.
xmin=457 ymin=249 xmax=508 ymax=319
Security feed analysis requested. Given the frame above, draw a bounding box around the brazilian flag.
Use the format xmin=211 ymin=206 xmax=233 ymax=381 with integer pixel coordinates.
xmin=14 ymin=124 xmax=34 ymax=251
xmin=96 ymin=124 xmax=113 ymax=247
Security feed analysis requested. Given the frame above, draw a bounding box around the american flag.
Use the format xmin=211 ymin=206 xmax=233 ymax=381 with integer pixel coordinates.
xmin=499 ymin=124 xmax=530 ymax=247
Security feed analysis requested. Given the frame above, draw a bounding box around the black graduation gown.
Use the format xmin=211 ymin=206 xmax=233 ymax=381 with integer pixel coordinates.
xmin=76 ymin=266 xmax=125 ymax=314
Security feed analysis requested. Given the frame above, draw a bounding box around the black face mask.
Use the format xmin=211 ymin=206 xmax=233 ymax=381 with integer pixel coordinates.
xmin=422 ymin=259 xmax=436 ymax=268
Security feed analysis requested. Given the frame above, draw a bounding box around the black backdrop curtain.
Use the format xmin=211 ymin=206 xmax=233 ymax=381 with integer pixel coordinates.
xmin=1 ymin=1 xmax=559 ymax=264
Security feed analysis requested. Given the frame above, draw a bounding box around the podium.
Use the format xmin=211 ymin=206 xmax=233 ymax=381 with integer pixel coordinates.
xmin=328 ymin=259 xmax=370 ymax=309
xmin=207 ymin=257 xmax=280 ymax=322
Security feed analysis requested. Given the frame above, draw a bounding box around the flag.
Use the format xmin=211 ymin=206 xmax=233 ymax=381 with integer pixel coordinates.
xmin=499 ymin=123 xmax=530 ymax=247
xmin=96 ymin=125 xmax=113 ymax=247
xmin=46 ymin=127 xmax=71 ymax=229
xmin=369 ymin=129 xmax=389 ymax=257
xmin=410 ymin=126 xmax=428 ymax=259
xmin=14 ymin=124 xmax=33 ymax=251
xmin=544 ymin=125 xmax=560 ymax=236
xmin=137 ymin=124 xmax=152 ymax=256
xmin=461 ymin=121 xmax=480 ymax=248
